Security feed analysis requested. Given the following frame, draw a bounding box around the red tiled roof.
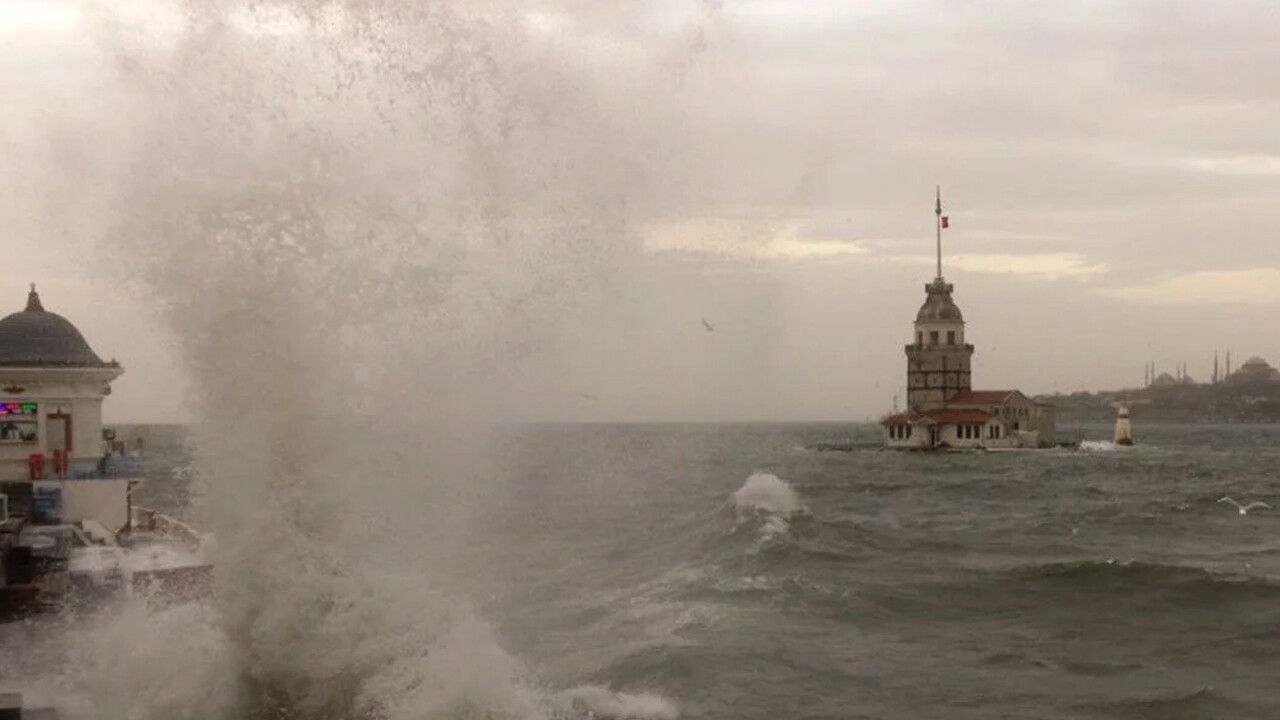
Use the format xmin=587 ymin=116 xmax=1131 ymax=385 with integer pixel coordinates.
xmin=923 ymin=409 xmax=991 ymax=424
xmin=949 ymin=390 xmax=1016 ymax=405
xmin=882 ymin=409 xmax=991 ymax=425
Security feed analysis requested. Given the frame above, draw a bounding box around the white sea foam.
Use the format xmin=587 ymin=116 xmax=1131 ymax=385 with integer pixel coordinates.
xmin=732 ymin=471 xmax=804 ymax=515
xmin=555 ymin=685 xmax=680 ymax=720
xmin=17 ymin=1 xmax=717 ymax=717
xmin=730 ymin=472 xmax=805 ymax=553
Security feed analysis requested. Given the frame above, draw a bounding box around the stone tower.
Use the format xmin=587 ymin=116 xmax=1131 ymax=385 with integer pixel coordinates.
xmin=905 ymin=278 xmax=972 ymax=409
xmin=904 ymin=187 xmax=973 ymax=410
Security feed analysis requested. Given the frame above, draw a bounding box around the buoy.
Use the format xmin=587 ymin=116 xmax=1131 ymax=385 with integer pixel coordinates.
xmin=1113 ymin=406 xmax=1133 ymax=446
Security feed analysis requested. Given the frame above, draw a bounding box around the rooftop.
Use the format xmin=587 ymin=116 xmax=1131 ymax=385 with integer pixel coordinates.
xmin=949 ymin=390 xmax=1017 ymax=405
xmin=0 ymin=286 xmax=115 ymax=368
xmin=881 ymin=408 xmax=992 ymax=425
xmin=915 ymin=278 xmax=964 ymax=323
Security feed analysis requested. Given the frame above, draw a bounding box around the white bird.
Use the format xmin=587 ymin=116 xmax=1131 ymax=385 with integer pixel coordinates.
xmin=701 ymin=316 xmax=715 ymax=333
xmin=1218 ymin=497 xmax=1271 ymax=515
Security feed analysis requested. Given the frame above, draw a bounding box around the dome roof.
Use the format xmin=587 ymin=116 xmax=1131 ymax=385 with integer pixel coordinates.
xmin=0 ymin=286 xmax=111 ymax=367
xmin=915 ymin=279 xmax=964 ymax=323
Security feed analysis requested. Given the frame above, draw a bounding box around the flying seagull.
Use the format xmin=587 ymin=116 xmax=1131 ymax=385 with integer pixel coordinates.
xmin=1218 ymin=497 xmax=1271 ymax=515
xmin=701 ymin=317 xmax=715 ymax=333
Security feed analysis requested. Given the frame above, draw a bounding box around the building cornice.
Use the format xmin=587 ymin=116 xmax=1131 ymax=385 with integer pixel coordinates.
xmin=0 ymin=365 xmax=123 ymax=385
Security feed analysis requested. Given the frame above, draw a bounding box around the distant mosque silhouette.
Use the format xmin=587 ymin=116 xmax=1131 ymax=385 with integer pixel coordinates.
xmin=1143 ymin=353 xmax=1280 ymax=388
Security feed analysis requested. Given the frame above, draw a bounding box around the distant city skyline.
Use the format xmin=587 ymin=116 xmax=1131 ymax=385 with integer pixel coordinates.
xmin=5 ymin=1 xmax=1280 ymax=423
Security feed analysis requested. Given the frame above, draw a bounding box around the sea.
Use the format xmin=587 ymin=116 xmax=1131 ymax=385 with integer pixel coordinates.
xmin=4 ymin=420 xmax=1280 ymax=720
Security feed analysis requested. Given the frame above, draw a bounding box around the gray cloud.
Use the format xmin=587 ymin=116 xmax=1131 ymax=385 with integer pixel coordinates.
xmin=3 ymin=0 xmax=1279 ymax=421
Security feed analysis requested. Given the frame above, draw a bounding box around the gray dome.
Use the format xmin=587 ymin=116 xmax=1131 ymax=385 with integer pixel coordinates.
xmin=0 ymin=287 xmax=111 ymax=367
xmin=915 ymin=279 xmax=964 ymax=323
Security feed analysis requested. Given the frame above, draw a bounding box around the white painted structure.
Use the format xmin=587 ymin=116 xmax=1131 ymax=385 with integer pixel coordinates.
xmin=1113 ymin=406 xmax=1133 ymax=446
xmin=0 ymin=286 xmax=133 ymax=530
xmin=0 ymin=367 xmax=124 ymax=478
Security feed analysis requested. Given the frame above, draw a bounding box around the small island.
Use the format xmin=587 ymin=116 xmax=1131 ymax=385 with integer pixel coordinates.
xmin=880 ymin=190 xmax=1057 ymax=450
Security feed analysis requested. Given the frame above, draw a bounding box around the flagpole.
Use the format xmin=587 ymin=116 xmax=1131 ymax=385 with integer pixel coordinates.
xmin=935 ymin=185 xmax=943 ymax=279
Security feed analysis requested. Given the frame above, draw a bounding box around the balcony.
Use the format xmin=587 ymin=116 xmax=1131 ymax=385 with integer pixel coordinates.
xmin=904 ymin=343 xmax=975 ymax=352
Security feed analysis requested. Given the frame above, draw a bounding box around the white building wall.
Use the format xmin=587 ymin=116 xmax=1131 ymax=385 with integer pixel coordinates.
xmin=0 ymin=368 xmax=119 ymax=481
xmin=884 ymin=424 xmax=931 ymax=449
xmin=71 ymin=396 xmax=105 ymax=461
xmin=940 ymin=424 xmax=986 ymax=448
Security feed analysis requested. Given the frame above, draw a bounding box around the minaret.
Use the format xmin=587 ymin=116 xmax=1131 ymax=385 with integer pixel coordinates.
xmin=1214 ymin=354 xmax=1219 ymax=384
xmin=904 ymin=187 xmax=971 ymax=410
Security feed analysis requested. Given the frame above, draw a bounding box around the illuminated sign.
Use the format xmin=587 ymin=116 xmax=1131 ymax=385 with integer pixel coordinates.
xmin=0 ymin=402 xmax=38 ymax=415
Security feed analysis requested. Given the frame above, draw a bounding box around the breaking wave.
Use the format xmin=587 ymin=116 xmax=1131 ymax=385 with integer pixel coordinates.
xmin=23 ymin=0 xmax=723 ymax=717
xmin=1078 ymin=686 xmax=1256 ymax=720
xmin=731 ymin=472 xmax=804 ymax=516
xmin=727 ymin=472 xmax=806 ymax=555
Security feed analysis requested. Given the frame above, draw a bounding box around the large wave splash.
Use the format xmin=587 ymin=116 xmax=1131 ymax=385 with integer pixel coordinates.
xmin=729 ymin=472 xmax=806 ymax=553
xmin=731 ymin=472 xmax=804 ymax=516
xmin=47 ymin=1 xmax=723 ymax=718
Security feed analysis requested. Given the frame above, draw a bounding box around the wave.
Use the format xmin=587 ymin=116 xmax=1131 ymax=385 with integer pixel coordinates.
xmin=1080 ymin=686 xmax=1256 ymax=720
xmin=976 ymin=652 xmax=1143 ymax=677
xmin=62 ymin=586 xmax=684 ymax=720
xmin=552 ymin=686 xmax=678 ymax=720
xmin=856 ymin=558 xmax=1280 ymax=629
xmin=1015 ymin=557 xmax=1273 ymax=592
xmin=978 ymin=559 xmax=1280 ymax=616
xmin=724 ymin=472 xmax=807 ymax=556
xmin=658 ymin=473 xmax=894 ymax=568
xmin=55 ymin=0 xmax=691 ymax=711
xmin=731 ymin=472 xmax=804 ymax=516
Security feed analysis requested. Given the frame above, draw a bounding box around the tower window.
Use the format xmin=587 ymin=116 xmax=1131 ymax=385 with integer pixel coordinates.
xmin=916 ymin=331 xmax=922 ymax=346
xmin=947 ymin=330 xmax=955 ymax=345
xmin=929 ymin=331 xmax=939 ymax=345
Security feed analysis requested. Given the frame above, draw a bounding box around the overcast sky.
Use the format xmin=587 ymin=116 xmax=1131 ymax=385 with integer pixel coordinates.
xmin=4 ymin=0 xmax=1280 ymax=423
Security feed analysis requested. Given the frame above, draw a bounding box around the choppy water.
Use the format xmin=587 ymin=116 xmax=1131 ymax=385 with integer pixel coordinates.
xmin=7 ymin=420 xmax=1279 ymax=719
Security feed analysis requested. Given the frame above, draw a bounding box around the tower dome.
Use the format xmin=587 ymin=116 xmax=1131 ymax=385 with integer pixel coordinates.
xmin=915 ymin=279 xmax=964 ymax=322
xmin=0 ymin=286 xmax=111 ymax=367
